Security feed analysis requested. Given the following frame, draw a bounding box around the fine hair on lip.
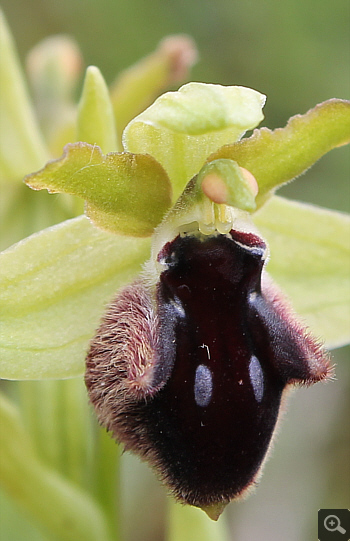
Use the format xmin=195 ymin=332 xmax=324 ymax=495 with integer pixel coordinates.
xmin=85 ymin=227 xmax=331 ymax=513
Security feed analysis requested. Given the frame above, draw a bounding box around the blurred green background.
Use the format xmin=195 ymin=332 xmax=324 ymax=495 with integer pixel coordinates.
xmin=1 ymin=1 xmax=349 ymax=540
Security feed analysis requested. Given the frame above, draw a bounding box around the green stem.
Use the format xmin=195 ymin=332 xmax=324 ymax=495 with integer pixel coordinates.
xmin=0 ymin=392 xmax=112 ymax=541
xmin=92 ymin=426 xmax=122 ymax=541
xmin=18 ymin=380 xmax=61 ymax=469
xmin=60 ymin=378 xmax=93 ymax=488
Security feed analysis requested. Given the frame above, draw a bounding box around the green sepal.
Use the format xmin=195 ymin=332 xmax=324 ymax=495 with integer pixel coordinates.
xmin=254 ymin=196 xmax=350 ymax=348
xmin=0 ymin=216 xmax=150 ymax=380
xmin=209 ymin=99 xmax=350 ymax=207
xmin=25 ymin=142 xmax=172 ymax=237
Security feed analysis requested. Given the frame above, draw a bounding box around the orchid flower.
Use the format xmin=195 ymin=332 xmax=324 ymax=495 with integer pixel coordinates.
xmin=0 ymin=9 xmax=349 ymax=541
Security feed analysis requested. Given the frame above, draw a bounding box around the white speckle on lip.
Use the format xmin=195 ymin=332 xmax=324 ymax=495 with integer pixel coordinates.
xmin=200 ymin=343 xmax=211 ymax=360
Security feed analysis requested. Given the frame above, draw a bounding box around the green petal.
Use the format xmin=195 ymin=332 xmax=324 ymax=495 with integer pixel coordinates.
xmin=77 ymin=66 xmax=118 ymax=153
xmin=0 ymin=10 xmax=49 ymax=183
xmin=123 ymin=83 xmax=265 ymax=199
xmin=0 ymin=216 xmax=150 ymax=379
xmin=254 ymin=196 xmax=350 ymax=348
xmin=25 ymin=142 xmax=172 ymax=236
xmin=0 ymin=392 xmax=111 ymax=541
xmin=209 ymin=99 xmax=350 ymax=207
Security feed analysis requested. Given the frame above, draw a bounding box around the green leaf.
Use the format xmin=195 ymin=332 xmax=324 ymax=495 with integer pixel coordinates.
xmin=209 ymin=99 xmax=350 ymax=207
xmin=77 ymin=66 xmax=118 ymax=153
xmin=0 ymin=10 xmax=49 ymax=182
xmin=25 ymin=142 xmax=172 ymax=236
xmin=254 ymin=196 xmax=350 ymax=349
xmin=123 ymin=83 xmax=265 ymax=199
xmin=167 ymin=501 xmax=229 ymax=541
xmin=0 ymin=216 xmax=150 ymax=379
xmin=92 ymin=427 xmax=121 ymax=539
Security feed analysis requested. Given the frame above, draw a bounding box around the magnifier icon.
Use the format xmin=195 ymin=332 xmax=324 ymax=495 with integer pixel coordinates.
xmin=324 ymin=515 xmax=346 ymax=534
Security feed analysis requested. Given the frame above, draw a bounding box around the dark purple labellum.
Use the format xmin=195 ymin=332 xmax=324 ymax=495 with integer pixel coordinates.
xmin=85 ymin=228 xmax=331 ymax=515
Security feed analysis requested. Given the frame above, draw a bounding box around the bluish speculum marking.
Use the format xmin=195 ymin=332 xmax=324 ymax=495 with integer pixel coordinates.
xmin=249 ymin=355 xmax=264 ymax=402
xmin=194 ymin=364 xmax=213 ymax=407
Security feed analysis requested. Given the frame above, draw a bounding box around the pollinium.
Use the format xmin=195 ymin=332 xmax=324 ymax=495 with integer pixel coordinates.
xmin=85 ymin=215 xmax=330 ymax=517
